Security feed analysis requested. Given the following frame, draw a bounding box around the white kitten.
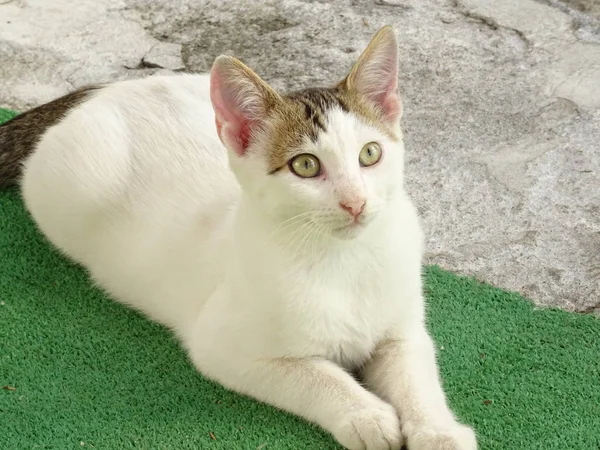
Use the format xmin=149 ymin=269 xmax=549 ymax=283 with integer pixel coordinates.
xmin=1 ymin=26 xmax=477 ymax=450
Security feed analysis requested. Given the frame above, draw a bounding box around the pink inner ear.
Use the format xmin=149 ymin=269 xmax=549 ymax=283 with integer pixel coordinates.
xmin=214 ymin=114 xmax=253 ymax=155
xmin=238 ymin=120 xmax=254 ymax=151
xmin=363 ymin=82 xmax=401 ymax=123
xmin=210 ymin=66 xmax=257 ymax=156
xmin=363 ymin=63 xmax=401 ymax=123
xmin=380 ymin=90 xmax=401 ymax=122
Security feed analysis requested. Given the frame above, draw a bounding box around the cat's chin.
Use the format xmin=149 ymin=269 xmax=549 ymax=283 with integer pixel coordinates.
xmin=330 ymin=221 xmax=368 ymax=240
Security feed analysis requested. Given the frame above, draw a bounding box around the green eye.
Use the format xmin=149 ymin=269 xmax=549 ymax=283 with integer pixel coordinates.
xmin=359 ymin=142 xmax=383 ymax=167
xmin=289 ymin=154 xmax=321 ymax=178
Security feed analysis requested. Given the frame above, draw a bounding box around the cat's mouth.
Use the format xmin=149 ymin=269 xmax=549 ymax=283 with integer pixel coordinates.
xmin=331 ymin=218 xmax=368 ymax=239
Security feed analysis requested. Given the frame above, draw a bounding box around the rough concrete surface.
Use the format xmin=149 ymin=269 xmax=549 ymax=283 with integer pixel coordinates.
xmin=1 ymin=0 xmax=599 ymax=313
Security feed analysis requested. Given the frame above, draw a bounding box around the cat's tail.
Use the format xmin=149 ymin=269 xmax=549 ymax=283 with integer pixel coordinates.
xmin=0 ymin=113 xmax=34 ymax=188
xmin=0 ymin=86 xmax=100 ymax=188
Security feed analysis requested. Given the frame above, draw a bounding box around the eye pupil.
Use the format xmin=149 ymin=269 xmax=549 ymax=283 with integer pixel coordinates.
xmin=359 ymin=142 xmax=382 ymax=167
xmin=289 ymin=154 xmax=321 ymax=178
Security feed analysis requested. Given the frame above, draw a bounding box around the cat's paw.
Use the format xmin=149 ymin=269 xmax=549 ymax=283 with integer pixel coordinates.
xmin=332 ymin=402 xmax=403 ymax=450
xmin=402 ymin=421 xmax=477 ymax=450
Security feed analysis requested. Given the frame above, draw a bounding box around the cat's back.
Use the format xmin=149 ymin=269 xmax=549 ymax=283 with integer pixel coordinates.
xmin=100 ymin=72 xmax=215 ymax=137
xmin=23 ymin=72 xmax=235 ymax=223
xmin=91 ymin=73 xmax=234 ymax=207
xmin=96 ymin=72 xmax=224 ymax=170
xmin=22 ymin=73 xmax=236 ymax=264
xmin=20 ymin=72 xmax=238 ymax=329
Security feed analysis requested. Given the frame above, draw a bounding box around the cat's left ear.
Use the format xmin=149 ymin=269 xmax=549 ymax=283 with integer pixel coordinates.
xmin=210 ymin=56 xmax=281 ymax=156
xmin=340 ymin=25 xmax=401 ymax=123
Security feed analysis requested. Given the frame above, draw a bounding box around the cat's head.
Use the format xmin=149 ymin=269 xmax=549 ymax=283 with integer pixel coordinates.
xmin=210 ymin=26 xmax=404 ymax=241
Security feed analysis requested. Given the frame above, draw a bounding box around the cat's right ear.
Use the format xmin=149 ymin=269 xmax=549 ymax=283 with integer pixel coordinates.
xmin=210 ymin=56 xmax=281 ymax=156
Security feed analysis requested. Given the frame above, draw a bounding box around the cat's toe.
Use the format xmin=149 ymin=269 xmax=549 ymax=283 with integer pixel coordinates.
xmin=402 ymin=422 xmax=477 ymax=450
xmin=333 ymin=402 xmax=403 ymax=450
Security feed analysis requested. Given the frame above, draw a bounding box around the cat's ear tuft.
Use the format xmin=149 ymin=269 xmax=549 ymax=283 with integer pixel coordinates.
xmin=341 ymin=26 xmax=401 ymax=123
xmin=210 ymin=56 xmax=281 ymax=156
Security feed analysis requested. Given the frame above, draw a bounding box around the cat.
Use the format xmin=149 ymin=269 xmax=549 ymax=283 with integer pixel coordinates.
xmin=0 ymin=26 xmax=477 ymax=450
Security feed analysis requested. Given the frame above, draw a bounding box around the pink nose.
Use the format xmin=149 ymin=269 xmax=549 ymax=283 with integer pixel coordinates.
xmin=339 ymin=200 xmax=366 ymax=218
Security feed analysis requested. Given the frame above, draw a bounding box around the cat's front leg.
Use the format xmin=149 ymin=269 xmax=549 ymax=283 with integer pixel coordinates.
xmin=191 ymin=351 xmax=403 ymax=450
xmin=361 ymin=326 xmax=477 ymax=450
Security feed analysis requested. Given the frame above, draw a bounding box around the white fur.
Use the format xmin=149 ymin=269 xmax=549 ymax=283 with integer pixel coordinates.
xmin=20 ymin=73 xmax=476 ymax=450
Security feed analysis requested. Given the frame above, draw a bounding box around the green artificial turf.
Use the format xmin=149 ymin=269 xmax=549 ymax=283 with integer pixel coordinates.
xmin=1 ymin=109 xmax=599 ymax=449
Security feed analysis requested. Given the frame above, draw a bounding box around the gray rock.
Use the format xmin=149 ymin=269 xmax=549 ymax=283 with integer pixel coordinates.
xmin=458 ymin=0 xmax=574 ymax=46
xmin=142 ymin=42 xmax=185 ymax=70
xmin=0 ymin=0 xmax=157 ymax=110
xmin=0 ymin=0 xmax=599 ymax=313
xmin=546 ymin=42 xmax=600 ymax=108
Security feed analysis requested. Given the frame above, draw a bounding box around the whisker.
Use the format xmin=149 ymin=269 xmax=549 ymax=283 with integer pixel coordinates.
xmin=280 ymin=219 xmax=314 ymax=254
xmin=267 ymin=210 xmax=317 ymax=240
xmin=266 ymin=202 xmax=387 ymax=254
xmin=293 ymin=220 xmax=317 ymax=258
xmin=305 ymin=221 xmax=319 ymax=261
xmin=310 ymin=222 xmax=327 ymax=260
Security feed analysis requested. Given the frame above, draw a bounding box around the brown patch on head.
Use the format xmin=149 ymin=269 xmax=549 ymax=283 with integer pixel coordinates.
xmin=0 ymin=85 xmax=101 ymax=187
xmin=335 ymin=87 xmax=400 ymax=141
xmin=265 ymin=88 xmax=345 ymax=174
xmin=288 ymin=88 xmax=350 ymax=132
xmin=264 ymin=86 xmax=399 ymax=174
